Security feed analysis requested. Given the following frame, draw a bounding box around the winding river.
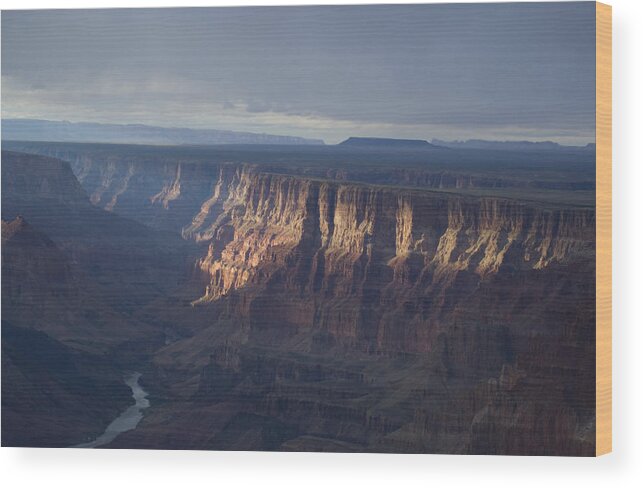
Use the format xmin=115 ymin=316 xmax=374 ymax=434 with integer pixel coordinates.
xmin=72 ymin=372 xmax=150 ymax=448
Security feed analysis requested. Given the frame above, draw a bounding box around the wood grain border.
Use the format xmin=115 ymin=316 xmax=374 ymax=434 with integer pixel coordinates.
xmin=596 ymin=1 xmax=612 ymax=457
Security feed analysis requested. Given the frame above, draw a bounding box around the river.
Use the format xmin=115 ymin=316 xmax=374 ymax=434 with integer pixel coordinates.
xmin=72 ymin=372 xmax=150 ymax=448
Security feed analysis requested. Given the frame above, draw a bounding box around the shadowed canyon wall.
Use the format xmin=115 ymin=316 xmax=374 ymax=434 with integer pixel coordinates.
xmin=1 ymin=146 xmax=596 ymax=455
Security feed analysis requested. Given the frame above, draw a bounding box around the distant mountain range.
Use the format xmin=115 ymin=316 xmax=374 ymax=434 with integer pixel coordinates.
xmin=431 ymin=138 xmax=595 ymax=152
xmin=1 ymin=119 xmax=595 ymax=152
xmin=339 ymin=137 xmax=438 ymax=148
xmin=1 ymin=119 xmax=325 ymax=146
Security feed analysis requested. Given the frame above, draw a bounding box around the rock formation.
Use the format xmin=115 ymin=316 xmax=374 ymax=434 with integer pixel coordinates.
xmin=1 ymin=145 xmax=596 ymax=455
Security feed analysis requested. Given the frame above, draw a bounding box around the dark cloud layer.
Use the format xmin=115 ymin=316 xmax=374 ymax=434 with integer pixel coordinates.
xmin=1 ymin=3 xmax=596 ymax=143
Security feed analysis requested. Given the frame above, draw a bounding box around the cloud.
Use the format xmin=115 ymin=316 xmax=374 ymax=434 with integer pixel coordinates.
xmin=1 ymin=73 xmax=594 ymax=146
xmin=1 ymin=3 xmax=596 ymax=145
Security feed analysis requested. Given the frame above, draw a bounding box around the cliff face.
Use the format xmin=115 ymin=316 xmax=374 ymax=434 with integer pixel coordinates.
xmin=1 ymin=215 xmax=153 ymax=348
xmin=191 ymin=168 xmax=594 ymax=355
xmin=1 ymin=147 xmax=596 ymax=455
xmin=1 ymin=151 xmax=192 ymax=316
xmin=1 ymin=152 xmax=185 ymax=446
xmin=2 ymin=217 xmax=79 ymax=340
xmin=4 ymin=142 xmax=595 ymax=237
xmin=71 ymin=155 xmax=224 ymax=233
xmin=163 ymin=168 xmax=594 ymax=456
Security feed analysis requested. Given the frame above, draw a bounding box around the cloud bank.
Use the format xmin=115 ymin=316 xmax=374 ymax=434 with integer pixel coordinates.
xmin=1 ymin=4 xmax=596 ymax=144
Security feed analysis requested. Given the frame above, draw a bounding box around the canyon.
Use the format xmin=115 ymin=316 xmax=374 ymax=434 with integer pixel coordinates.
xmin=1 ymin=141 xmax=596 ymax=455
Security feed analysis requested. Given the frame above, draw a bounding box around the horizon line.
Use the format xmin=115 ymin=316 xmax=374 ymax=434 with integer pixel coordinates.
xmin=1 ymin=117 xmax=596 ymax=148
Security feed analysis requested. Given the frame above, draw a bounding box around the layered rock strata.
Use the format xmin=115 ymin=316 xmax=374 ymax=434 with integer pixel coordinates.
xmin=1 ymin=147 xmax=596 ymax=455
xmin=190 ymin=168 xmax=595 ymax=354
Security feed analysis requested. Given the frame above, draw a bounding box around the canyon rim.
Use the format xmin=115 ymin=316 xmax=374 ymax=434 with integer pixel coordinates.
xmin=1 ymin=2 xmax=609 ymax=456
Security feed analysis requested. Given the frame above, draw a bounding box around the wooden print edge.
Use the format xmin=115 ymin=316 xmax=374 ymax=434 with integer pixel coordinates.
xmin=595 ymin=1 xmax=612 ymax=457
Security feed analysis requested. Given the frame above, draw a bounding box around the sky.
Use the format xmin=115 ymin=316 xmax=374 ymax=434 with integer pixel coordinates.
xmin=1 ymin=3 xmax=596 ymax=145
